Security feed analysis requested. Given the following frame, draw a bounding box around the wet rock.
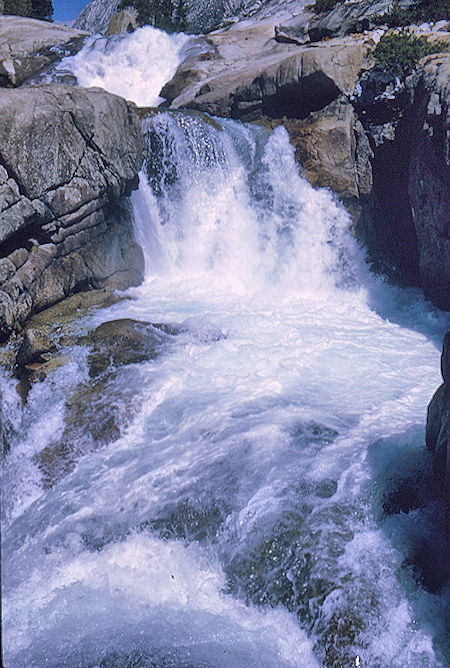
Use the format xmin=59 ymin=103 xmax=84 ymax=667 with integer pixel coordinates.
xmin=426 ymin=331 xmax=450 ymax=492
xmin=36 ymin=368 xmax=138 ymax=488
xmin=88 ymin=318 xmax=180 ymax=377
xmin=315 ymin=479 xmax=338 ymax=498
xmin=15 ymin=326 xmax=55 ymax=372
xmin=0 ymin=16 xmax=86 ymax=86
xmin=16 ymin=355 xmax=68 ymax=404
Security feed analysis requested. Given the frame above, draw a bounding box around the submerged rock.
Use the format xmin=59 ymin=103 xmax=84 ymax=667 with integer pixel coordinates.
xmin=88 ymin=318 xmax=181 ymax=377
xmin=36 ymin=367 xmax=138 ymax=487
xmin=34 ymin=317 xmax=181 ymax=487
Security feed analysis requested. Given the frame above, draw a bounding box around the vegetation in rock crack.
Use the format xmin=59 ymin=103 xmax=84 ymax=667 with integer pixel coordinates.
xmin=307 ymin=0 xmax=344 ymax=14
xmin=3 ymin=0 xmax=53 ymax=20
xmin=118 ymin=0 xmax=187 ymax=31
xmin=372 ymin=29 xmax=447 ymax=75
xmin=373 ymin=0 xmax=450 ymax=28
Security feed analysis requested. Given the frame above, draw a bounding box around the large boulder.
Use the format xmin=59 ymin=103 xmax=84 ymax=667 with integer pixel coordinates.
xmin=0 ymin=84 xmax=146 ymax=341
xmin=0 ymin=16 xmax=86 ymax=86
xmin=279 ymin=96 xmax=373 ymax=200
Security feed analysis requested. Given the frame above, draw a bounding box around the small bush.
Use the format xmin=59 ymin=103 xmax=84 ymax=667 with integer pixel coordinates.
xmin=372 ymin=29 xmax=446 ymax=75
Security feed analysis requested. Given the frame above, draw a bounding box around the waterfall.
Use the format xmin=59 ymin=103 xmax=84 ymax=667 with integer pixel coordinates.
xmin=2 ymin=24 xmax=449 ymax=668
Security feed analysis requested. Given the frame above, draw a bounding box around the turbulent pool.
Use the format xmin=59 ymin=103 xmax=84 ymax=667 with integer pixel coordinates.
xmin=2 ymin=25 xmax=449 ymax=668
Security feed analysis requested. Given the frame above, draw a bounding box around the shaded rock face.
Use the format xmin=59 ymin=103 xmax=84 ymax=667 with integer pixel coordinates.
xmin=0 ymin=84 xmax=146 ymax=341
xmin=354 ymin=51 xmax=450 ymax=301
xmin=280 ymin=96 xmax=373 ymax=200
xmin=426 ymin=331 xmax=450 ymax=494
xmin=0 ymin=16 xmax=87 ymax=86
xmin=408 ymin=54 xmax=450 ymax=310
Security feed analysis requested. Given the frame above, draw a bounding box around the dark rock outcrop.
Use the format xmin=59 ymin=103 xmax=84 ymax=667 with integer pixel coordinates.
xmin=0 ymin=16 xmax=86 ymax=86
xmin=426 ymin=331 xmax=450 ymax=493
xmin=0 ymin=84 xmax=146 ymax=342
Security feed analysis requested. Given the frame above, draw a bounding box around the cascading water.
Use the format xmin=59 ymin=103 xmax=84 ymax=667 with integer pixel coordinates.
xmin=2 ymin=25 xmax=449 ymax=668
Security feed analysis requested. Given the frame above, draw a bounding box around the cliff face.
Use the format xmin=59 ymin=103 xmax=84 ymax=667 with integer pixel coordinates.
xmin=0 ymin=82 xmax=146 ymax=341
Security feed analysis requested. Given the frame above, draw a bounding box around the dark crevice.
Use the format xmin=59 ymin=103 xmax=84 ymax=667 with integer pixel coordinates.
xmin=0 ymin=219 xmax=54 ymax=259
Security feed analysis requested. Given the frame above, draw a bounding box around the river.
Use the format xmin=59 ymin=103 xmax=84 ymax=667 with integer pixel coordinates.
xmin=2 ymin=25 xmax=449 ymax=668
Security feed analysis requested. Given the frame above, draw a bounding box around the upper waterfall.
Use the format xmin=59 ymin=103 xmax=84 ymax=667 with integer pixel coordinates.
xmin=57 ymin=25 xmax=189 ymax=107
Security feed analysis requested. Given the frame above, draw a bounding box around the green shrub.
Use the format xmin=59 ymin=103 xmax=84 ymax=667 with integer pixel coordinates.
xmin=373 ymin=0 xmax=450 ymax=28
xmin=372 ymin=29 xmax=446 ymax=75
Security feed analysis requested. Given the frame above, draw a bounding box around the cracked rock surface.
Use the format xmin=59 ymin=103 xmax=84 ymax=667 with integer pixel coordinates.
xmin=0 ymin=84 xmax=146 ymax=341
